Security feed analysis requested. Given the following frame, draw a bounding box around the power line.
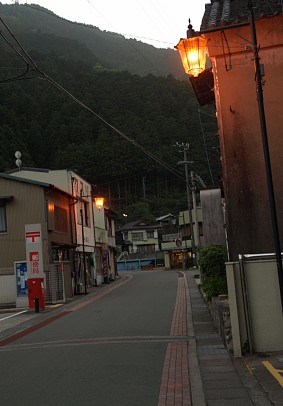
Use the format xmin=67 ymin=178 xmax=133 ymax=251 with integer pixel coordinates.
xmin=0 ymin=16 xmax=185 ymax=181
xmin=197 ymin=108 xmax=215 ymax=186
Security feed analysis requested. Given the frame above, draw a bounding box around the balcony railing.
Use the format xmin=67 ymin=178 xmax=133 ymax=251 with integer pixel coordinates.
xmin=162 ymin=233 xmax=181 ymax=243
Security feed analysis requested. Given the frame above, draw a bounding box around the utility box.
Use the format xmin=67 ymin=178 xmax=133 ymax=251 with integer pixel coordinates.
xmin=28 ymin=278 xmax=45 ymax=311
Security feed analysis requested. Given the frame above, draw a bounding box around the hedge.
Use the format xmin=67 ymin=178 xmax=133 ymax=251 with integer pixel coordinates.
xmin=198 ymin=244 xmax=228 ymax=300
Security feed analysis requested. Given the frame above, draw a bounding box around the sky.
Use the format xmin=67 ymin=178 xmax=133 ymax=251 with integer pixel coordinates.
xmin=2 ymin=0 xmax=208 ymax=48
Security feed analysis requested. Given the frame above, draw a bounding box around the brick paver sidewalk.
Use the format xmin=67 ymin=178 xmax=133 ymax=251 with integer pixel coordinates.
xmin=158 ymin=272 xmax=191 ymax=406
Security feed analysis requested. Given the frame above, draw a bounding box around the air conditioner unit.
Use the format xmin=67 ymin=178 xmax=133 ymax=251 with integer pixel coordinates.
xmin=76 ymin=283 xmax=84 ymax=294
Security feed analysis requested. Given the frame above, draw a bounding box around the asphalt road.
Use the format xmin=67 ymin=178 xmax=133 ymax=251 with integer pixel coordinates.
xmin=0 ymin=270 xmax=179 ymax=406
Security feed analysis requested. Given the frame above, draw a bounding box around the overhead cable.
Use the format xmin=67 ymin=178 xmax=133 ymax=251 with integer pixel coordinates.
xmin=0 ymin=16 xmax=184 ymax=181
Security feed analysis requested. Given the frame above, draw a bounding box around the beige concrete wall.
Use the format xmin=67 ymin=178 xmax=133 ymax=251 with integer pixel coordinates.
xmin=227 ymin=259 xmax=283 ymax=354
xmin=0 ymin=178 xmax=47 ymax=272
xmin=200 ymin=189 xmax=226 ymax=247
xmin=0 ymin=274 xmax=17 ymax=305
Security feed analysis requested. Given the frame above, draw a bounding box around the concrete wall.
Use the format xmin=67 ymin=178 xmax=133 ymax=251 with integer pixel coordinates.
xmin=200 ymin=189 xmax=226 ymax=247
xmin=226 ymin=258 xmax=283 ymax=355
xmin=0 ymin=274 xmax=16 ymax=306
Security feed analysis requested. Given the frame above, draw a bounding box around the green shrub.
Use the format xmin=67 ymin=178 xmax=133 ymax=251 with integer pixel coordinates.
xmin=198 ymin=244 xmax=228 ymax=300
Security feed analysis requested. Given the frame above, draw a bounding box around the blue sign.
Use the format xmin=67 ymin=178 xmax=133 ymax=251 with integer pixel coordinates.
xmin=15 ymin=261 xmax=28 ymax=296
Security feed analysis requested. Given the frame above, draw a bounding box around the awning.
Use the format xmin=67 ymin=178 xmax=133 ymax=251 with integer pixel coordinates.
xmin=0 ymin=195 xmax=13 ymax=202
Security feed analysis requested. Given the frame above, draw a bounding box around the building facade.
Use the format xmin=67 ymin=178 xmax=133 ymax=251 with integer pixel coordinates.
xmin=0 ymin=173 xmax=76 ymax=306
xmin=7 ymin=167 xmax=117 ymax=290
xmin=200 ymin=1 xmax=283 ymax=260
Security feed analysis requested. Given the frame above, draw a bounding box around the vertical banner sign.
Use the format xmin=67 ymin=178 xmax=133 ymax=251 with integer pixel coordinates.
xmin=102 ymin=250 xmax=108 ymax=277
xmin=25 ymin=224 xmax=44 ymax=278
xmin=15 ymin=261 xmax=28 ymax=296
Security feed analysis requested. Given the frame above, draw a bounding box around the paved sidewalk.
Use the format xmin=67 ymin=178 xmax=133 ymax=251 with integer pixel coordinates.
xmin=158 ymin=272 xmax=191 ymax=406
xmin=185 ymin=270 xmax=276 ymax=406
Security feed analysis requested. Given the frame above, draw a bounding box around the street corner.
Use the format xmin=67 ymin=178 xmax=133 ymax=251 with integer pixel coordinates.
xmin=244 ymin=352 xmax=283 ymax=404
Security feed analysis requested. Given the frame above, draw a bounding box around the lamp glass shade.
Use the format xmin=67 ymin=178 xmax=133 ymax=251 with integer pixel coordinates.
xmin=95 ymin=197 xmax=104 ymax=210
xmin=175 ymin=36 xmax=206 ymax=77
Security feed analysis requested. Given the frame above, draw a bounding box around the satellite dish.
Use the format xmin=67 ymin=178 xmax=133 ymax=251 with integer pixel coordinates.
xmin=15 ymin=159 xmax=22 ymax=168
xmin=15 ymin=151 xmax=22 ymax=169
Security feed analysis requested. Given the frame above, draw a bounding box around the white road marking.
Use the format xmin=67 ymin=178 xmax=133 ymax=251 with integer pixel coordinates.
xmin=0 ymin=310 xmax=28 ymax=321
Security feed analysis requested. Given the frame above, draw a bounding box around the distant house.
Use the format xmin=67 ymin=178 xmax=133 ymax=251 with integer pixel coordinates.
xmin=116 ymin=219 xmax=165 ymax=270
xmin=119 ymin=220 xmax=160 ymax=254
xmin=160 ymin=209 xmax=203 ymax=269
xmin=0 ymin=173 xmax=76 ymax=306
xmin=158 ymin=214 xmax=183 ymax=270
xmin=200 ymin=1 xmax=283 ymax=259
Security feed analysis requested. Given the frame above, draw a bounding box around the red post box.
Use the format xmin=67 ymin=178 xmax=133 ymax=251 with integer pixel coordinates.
xmin=28 ymin=278 xmax=45 ymax=311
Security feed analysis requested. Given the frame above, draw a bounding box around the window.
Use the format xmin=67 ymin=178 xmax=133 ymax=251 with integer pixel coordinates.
xmin=52 ymin=247 xmax=69 ymax=262
xmin=83 ymin=202 xmax=90 ymax=227
xmin=137 ymin=245 xmax=155 ymax=253
xmin=47 ymin=200 xmax=55 ymax=231
xmin=55 ymin=206 xmax=68 ymax=233
xmin=147 ymin=230 xmax=154 ymax=239
xmin=77 ymin=201 xmax=91 ymax=227
xmin=132 ymin=232 xmax=143 ymax=241
xmin=0 ymin=204 xmax=7 ymax=233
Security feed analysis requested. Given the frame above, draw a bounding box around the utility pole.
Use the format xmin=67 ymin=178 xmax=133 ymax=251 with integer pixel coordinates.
xmin=191 ymin=171 xmax=200 ymax=248
xmin=175 ymin=142 xmax=197 ymax=265
xmin=80 ymin=190 xmax=87 ymax=295
xmin=142 ymin=176 xmax=146 ymax=199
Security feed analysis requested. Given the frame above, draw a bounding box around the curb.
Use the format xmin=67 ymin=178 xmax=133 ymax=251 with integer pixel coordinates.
xmin=183 ymin=271 xmax=206 ymax=406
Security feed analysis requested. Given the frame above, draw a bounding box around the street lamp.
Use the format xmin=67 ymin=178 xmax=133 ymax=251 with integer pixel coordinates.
xmin=175 ymin=19 xmax=206 ymax=77
xmin=80 ymin=193 xmax=105 ymax=294
xmin=95 ymin=197 xmax=104 ymax=210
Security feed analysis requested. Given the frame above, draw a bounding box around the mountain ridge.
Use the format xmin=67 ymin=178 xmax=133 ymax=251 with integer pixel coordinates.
xmin=0 ymin=3 xmax=185 ymax=77
xmin=0 ymin=3 xmax=219 ymax=220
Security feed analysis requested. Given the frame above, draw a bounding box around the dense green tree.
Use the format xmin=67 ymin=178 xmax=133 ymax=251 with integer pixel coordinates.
xmin=0 ymin=4 xmax=220 ymax=217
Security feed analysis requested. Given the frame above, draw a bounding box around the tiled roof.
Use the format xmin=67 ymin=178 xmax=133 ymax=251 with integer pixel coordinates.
xmin=119 ymin=220 xmax=158 ymax=231
xmin=200 ymin=0 xmax=282 ymax=31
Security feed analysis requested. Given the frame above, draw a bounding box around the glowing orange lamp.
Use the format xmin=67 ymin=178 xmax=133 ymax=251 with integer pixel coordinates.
xmin=175 ymin=20 xmax=206 ymax=77
xmin=95 ymin=197 xmax=104 ymax=210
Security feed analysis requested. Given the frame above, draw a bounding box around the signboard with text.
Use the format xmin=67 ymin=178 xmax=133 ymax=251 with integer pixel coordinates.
xmin=25 ymin=224 xmax=44 ymax=278
xmin=15 ymin=261 xmax=28 ymax=296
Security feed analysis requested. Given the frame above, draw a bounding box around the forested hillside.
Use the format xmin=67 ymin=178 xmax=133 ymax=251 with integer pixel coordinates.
xmin=0 ymin=3 xmax=220 ymax=221
xmin=0 ymin=3 xmax=184 ymax=77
